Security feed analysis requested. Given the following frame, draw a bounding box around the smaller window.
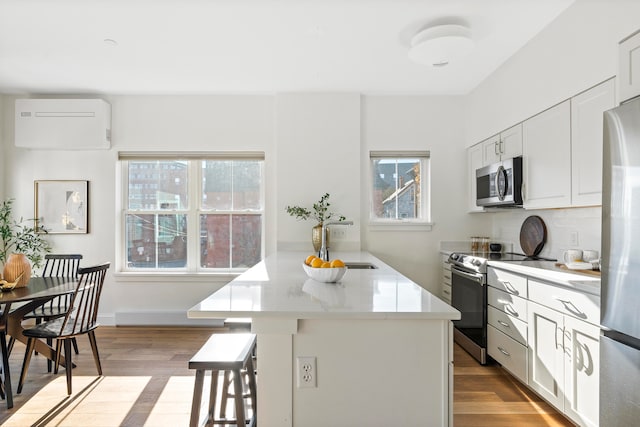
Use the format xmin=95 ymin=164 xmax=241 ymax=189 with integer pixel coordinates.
xmin=369 ymin=151 xmax=430 ymax=223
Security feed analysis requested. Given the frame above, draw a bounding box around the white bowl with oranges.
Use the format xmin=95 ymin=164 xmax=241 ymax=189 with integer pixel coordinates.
xmin=303 ymin=255 xmax=347 ymax=283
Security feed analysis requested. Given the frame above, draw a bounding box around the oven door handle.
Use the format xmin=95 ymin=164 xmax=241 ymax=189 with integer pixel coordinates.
xmin=451 ymin=267 xmax=485 ymax=286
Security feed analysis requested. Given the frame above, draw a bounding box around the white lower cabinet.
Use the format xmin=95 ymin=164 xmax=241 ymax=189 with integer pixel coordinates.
xmin=440 ymin=254 xmax=451 ymax=304
xmin=488 ymin=305 xmax=527 ymax=346
xmin=563 ymin=315 xmax=600 ymax=427
xmin=528 ymin=300 xmax=600 ymax=427
xmin=488 ymin=324 xmax=528 ymax=383
xmin=527 ymin=301 xmax=565 ymax=409
xmin=487 ymin=265 xmax=600 ymax=426
xmin=487 ymin=267 xmax=529 ymax=383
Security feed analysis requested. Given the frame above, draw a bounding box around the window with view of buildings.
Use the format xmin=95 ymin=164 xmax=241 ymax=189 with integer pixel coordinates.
xmin=120 ymin=153 xmax=264 ymax=272
xmin=370 ymin=151 xmax=430 ymax=222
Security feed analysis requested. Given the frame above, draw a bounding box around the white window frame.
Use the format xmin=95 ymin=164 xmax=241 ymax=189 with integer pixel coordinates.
xmin=368 ymin=150 xmax=433 ymax=231
xmin=117 ymin=151 xmax=265 ymax=274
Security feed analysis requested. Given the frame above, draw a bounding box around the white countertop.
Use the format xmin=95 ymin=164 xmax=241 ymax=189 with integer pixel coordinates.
xmin=188 ymin=251 xmax=460 ymax=320
xmin=488 ymin=259 xmax=601 ymax=296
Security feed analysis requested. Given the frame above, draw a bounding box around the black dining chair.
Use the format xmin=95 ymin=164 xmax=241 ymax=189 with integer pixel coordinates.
xmin=10 ymin=254 xmax=83 ymax=372
xmin=17 ymin=262 xmax=110 ymax=395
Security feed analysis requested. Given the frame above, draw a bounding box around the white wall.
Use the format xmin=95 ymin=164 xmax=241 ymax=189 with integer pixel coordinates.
xmin=1 ymin=94 xmax=277 ymax=325
xmin=465 ymin=0 xmax=640 ymax=258
xmin=466 ymin=0 xmax=640 ymax=146
xmin=276 ymin=93 xmax=362 ymax=252
xmin=362 ymin=96 xmax=491 ymax=292
xmin=2 ymin=92 xmax=478 ymax=323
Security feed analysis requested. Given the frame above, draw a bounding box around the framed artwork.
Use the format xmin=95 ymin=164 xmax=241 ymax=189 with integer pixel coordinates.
xmin=34 ymin=180 xmax=89 ymax=234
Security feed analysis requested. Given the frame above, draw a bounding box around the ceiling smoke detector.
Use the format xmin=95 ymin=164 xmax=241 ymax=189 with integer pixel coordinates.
xmin=408 ymin=24 xmax=475 ymax=67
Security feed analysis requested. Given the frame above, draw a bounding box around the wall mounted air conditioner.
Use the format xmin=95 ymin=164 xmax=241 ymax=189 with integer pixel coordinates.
xmin=15 ymin=98 xmax=111 ymax=150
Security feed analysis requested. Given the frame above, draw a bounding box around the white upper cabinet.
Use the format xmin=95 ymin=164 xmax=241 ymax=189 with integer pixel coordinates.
xmin=498 ymin=124 xmax=524 ymax=160
xmin=571 ymin=79 xmax=616 ymax=207
xmin=481 ymin=124 xmax=523 ymax=166
xmin=467 ymin=143 xmax=484 ymax=212
xmin=619 ymin=29 xmax=640 ymax=103
xmin=522 ymin=100 xmax=572 ymax=209
xmin=481 ymin=134 xmax=501 ymax=165
xmin=469 ymin=79 xmax=613 ymax=210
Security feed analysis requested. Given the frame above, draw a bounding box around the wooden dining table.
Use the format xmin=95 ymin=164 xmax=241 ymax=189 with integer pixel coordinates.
xmin=0 ymin=276 xmax=76 ymax=409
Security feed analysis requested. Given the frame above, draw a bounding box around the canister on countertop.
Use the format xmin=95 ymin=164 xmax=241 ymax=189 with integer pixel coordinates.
xmin=471 ymin=236 xmax=480 ymax=252
xmin=481 ymin=237 xmax=490 ymax=253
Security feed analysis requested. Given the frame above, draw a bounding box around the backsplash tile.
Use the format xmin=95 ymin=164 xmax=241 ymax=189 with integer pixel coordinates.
xmin=489 ymin=207 xmax=601 ymax=261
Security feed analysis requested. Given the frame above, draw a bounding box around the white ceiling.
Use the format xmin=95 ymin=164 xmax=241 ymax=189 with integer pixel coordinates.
xmin=0 ymin=0 xmax=575 ymax=95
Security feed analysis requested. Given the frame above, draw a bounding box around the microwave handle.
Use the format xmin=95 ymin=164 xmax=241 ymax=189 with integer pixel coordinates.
xmin=495 ymin=165 xmax=507 ymax=201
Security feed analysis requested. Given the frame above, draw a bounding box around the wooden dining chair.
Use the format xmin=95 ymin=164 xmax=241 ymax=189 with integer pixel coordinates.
xmin=17 ymin=262 xmax=110 ymax=395
xmin=11 ymin=254 xmax=83 ymax=372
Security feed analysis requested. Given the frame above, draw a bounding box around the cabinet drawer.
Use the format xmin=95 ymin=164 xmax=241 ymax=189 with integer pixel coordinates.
xmin=488 ymin=267 xmax=527 ymax=297
xmin=441 ymin=284 xmax=451 ymax=304
xmin=442 ymin=269 xmax=452 ymax=285
xmin=488 ymin=325 xmax=528 ymax=383
xmin=528 ymin=279 xmax=600 ymax=325
xmin=488 ymin=287 xmax=528 ymax=321
xmin=488 ymin=305 xmax=527 ymax=345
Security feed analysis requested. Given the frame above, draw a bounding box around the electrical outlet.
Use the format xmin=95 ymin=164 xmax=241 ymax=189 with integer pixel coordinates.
xmin=569 ymin=231 xmax=579 ymax=246
xmin=297 ymin=356 xmax=317 ymax=388
xmin=332 ymin=228 xmax=346 ymax=239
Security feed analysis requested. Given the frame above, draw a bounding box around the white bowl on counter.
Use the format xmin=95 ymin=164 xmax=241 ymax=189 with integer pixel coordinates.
xmin=302 ymin=263 xmax=347 ymax=283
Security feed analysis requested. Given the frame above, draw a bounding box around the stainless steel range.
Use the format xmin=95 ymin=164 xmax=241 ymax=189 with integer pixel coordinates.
xmin=447 ymin=251 xmax=555 ymax=364
xmin=448 ymin=252 xmax=490 ymax=364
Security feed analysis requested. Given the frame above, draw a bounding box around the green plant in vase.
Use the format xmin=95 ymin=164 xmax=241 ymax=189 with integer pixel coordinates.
xmin=0 ymin=199 xmax=51 ymax=284
xmin=285 ymin=193 xmax=345 ymax=252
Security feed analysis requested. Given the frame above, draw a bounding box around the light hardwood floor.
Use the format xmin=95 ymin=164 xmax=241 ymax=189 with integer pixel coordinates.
xmin=0 ymin=326 xmax=574 ymax=426
xmin=453 ymin=344 xmax=575 ymax=427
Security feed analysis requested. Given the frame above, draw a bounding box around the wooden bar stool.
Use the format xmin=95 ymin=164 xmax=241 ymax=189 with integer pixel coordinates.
xmin=189 ymin=333 xmax=257 ymax=427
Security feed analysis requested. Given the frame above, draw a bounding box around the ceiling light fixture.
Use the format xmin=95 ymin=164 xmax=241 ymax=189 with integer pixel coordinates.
xmin=408 ymin=24 xmax=474 ymax=67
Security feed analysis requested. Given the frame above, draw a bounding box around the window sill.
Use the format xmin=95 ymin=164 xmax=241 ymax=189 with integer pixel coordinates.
xmin=367 ymin=221 xmax=434 ymax=232
xmin=114 ymin=271 xmax=241 ymax=283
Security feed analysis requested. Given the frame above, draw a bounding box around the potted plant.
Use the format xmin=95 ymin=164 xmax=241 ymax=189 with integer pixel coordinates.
xmin=285 ymin=193 xmax=345 ymax=252
xmin=0 ymin=198 xmax=51 ymax=286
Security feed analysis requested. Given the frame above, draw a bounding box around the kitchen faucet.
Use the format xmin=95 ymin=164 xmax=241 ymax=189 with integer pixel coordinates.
xmin=319 ymin=220 xmax=354 ymax=261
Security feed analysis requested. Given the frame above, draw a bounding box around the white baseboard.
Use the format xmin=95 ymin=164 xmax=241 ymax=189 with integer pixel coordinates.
xmin=112 ymin=311 xmax=225 ymax=327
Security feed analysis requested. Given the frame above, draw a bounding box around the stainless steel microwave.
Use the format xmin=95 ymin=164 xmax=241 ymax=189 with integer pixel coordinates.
xmin=476 ymin=156 xmax=523 ymax=207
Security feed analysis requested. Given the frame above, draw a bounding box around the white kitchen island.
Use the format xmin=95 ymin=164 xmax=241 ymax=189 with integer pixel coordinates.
xmin=188 ymin=251 xmax=460 ymax=427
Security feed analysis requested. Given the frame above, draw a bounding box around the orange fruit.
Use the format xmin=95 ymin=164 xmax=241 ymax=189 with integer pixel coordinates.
xmin=310 ymin=258 xmax=324 ymax=268
xmin=305 ymin=255 xmax=317 ymax=265
xmin=330 ymin=259 xmax=345 ymax=268
xmin=321 ymin=261 xmax=331 ymax=268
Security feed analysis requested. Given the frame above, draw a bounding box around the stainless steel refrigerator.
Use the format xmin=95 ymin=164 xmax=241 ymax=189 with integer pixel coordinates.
xmin=601 ymin=96 xmax=640 ymax=426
